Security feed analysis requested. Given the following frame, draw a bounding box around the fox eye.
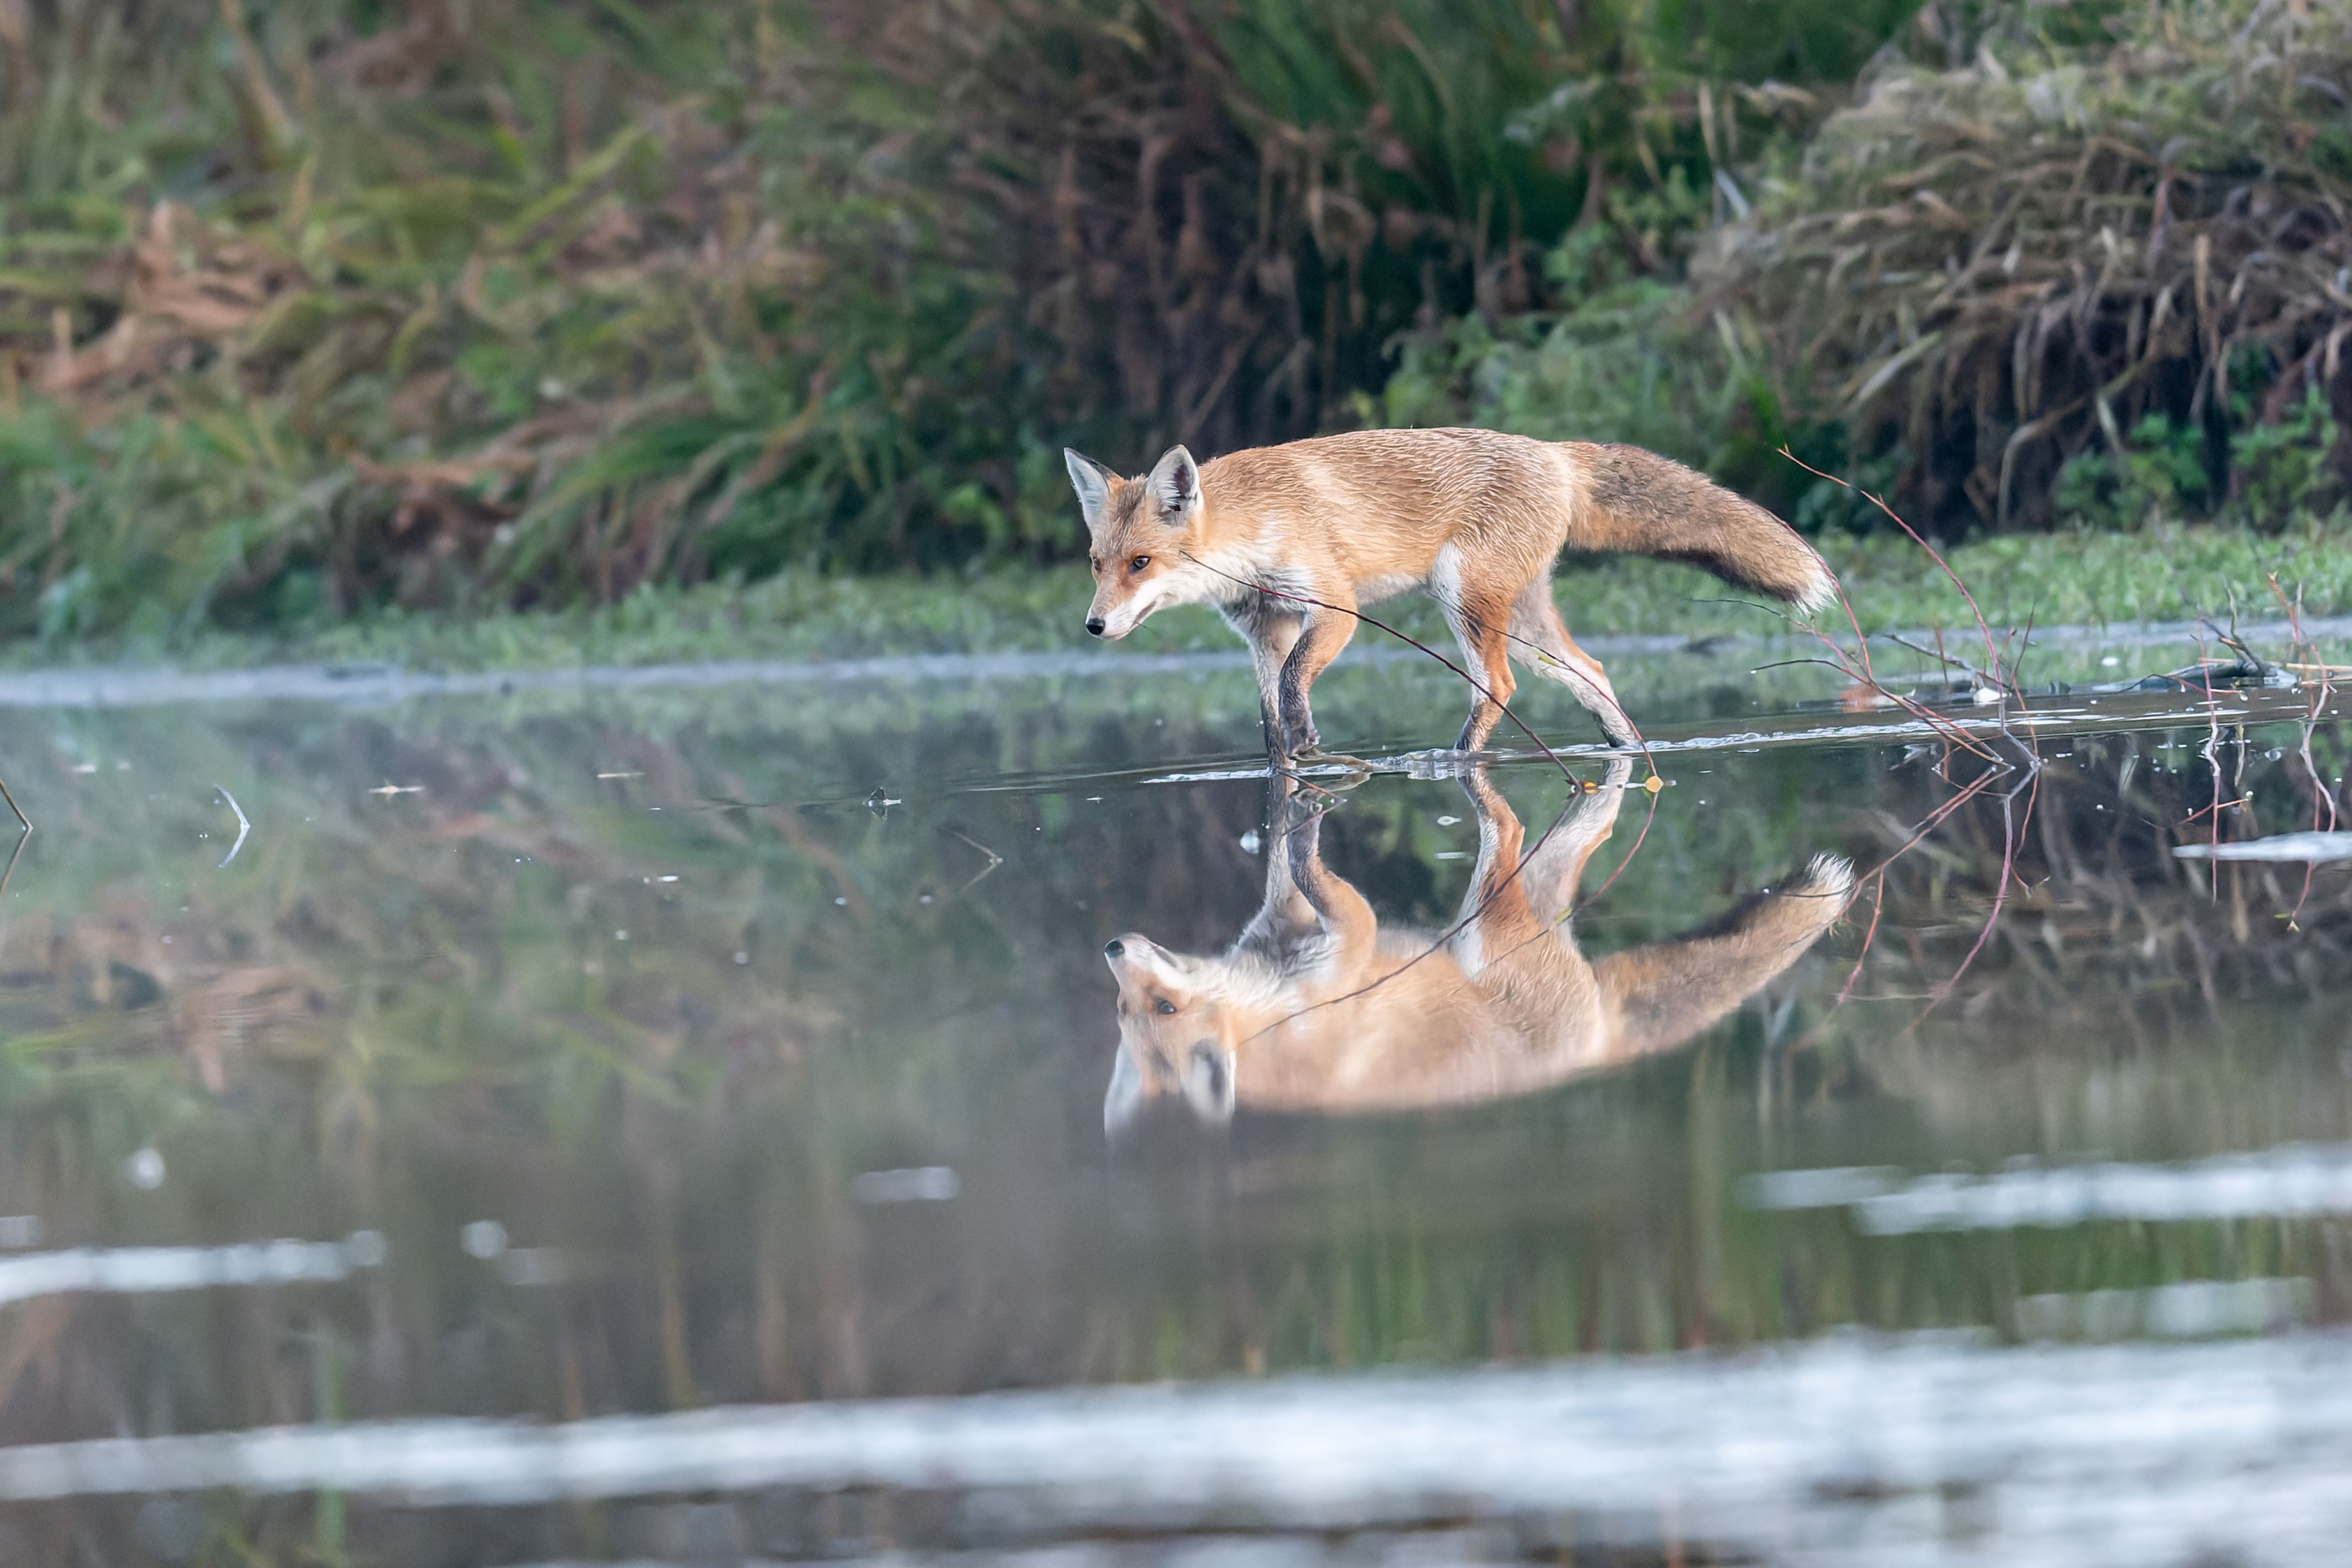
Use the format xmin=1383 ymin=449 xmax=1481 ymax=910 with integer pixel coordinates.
xmin=1154 ymin=998 xmax=1177 ymax=1015
xmin=1129 ymin=555 xmax=1151 ymax=573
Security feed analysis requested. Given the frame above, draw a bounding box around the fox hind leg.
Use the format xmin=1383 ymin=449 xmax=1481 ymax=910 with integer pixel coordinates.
xmin=1438 ymin=564 xmax=1519 ymax=754
xmin=1510 ymin=577 xmax=1638 ymax=747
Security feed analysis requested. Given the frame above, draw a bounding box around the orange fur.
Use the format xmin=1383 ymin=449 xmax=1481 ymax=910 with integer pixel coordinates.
xmin=1101 ymin=761 xmax=1852 ymax=1130
xmin=1067 ymin=429 xmax=1834 ymax=753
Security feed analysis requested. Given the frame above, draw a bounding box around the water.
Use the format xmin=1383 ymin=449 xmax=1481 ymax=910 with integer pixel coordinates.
xmin=1 ymin=640 xmax=2350 ymax=1564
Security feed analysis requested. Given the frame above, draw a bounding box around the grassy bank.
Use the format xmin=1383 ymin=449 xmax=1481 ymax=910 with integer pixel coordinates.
xmin=0 ymin=0 xmax=1913 ymax=646
xmin=17 ymin=1 xmax=2346 ymax=656
xmin=22 ymin=516 xmax=2349 ymax=675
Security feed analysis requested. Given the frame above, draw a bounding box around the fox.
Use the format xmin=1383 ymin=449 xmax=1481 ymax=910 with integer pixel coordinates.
xmin=1099 ymin=758 xmax=1854 ymax=1130
xmin=1065 ymin=428 xmax=1835 ymax=755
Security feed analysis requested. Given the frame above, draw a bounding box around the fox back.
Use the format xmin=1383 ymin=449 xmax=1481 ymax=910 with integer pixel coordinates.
xmin=1066 ymin=430 xmax=1834 ymax=754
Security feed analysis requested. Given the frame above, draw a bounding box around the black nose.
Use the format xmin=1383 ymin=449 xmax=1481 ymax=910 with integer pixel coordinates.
xmin=1085 ymin=618 xmax=1106 ymax=636
xmin=1103 ymin=939 xmax=1125 ymax=958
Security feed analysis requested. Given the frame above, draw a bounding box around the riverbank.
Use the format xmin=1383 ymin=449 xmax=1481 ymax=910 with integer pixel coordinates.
xmin=6 ymin=519 xmax=2347 ymax=676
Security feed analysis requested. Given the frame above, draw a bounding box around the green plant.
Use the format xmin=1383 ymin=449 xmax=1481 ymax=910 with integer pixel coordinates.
xmin=1367 ymin=202 xmax=1913 ymax=535
xmin=2053 ymin=412 xmax=2210 ymax=531
xmin=2048 ymin=355 xmax=2342 ymax=533
xmin=2230 ymin=380 xmax=2341 ymax=531
xmin=0 ymin=0 xmax=1919 ymax=644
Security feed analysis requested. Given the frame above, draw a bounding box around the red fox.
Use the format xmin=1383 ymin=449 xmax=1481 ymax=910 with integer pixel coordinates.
xmin=1101 ymin=760 xmax=1852 ymax=1130
xmin=1066 ymin=428 xmax=1834 ymax=754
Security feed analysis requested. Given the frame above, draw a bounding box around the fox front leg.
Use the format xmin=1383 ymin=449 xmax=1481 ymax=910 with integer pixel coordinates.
xmin=1276 ymin=605 xmax=1357 ymax=759
xmin=1235 ymin=606 xmax=1305 ymax=757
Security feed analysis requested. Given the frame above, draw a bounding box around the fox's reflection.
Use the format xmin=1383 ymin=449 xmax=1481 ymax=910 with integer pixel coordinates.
xmin=1102 ymin=760 xmax=1852 ymax=1131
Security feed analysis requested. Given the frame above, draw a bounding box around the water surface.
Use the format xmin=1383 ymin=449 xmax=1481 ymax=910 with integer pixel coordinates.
xmin=1 ymin=643 xmax=2350 ymax=1563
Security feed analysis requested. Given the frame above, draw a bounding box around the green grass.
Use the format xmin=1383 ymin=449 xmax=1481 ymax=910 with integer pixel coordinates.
xmin=19 ymin=515 xmax=2349 ymax=675
xmin=0 ymin=0 xmax=1921 ymax=649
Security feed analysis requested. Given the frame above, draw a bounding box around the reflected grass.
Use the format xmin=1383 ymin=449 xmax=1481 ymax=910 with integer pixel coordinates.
xmin=1 ymin=683 xmax=2351 ymax=1568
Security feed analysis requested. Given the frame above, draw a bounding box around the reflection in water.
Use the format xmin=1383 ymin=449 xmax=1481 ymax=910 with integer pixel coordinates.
xmin=1103 ymin=760 xmax=1852 ymax=1129
xmin=1748 ymin=1143 xmax=2352 ymax=1232
xmin=2013 ymin=1277 xmax=2312 ymax=1339
xmin=0 ymin=1234 xmax=384 ymax=1309
xmin=7 ymin=1330 xmax=2352 ymax=1566
xmin=2173 ymin=830 xmax=2352 ymax=861
xmin=4 ymin=676 xmax=2352 ymax=1563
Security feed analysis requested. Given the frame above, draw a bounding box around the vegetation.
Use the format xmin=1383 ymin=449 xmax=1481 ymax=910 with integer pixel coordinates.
xmin=9 ymin=515 xmax=2344 ymax=677
xmin=1702 ymin=0 xmax=2352 ymax=531
xmin=0 ymin=0 xmax=2346 ymax=652
xmin=1388 ymin=0 xmax=2352 ymax=535
xmin=0 ymin=0 xmax=1897 ymax=644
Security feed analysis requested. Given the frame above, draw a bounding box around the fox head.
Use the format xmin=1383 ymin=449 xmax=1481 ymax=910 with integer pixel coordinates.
xmin=1099 ymin=932 xmax=1239 ymax=1134
xmin=1065 ymin=445 xmax=1207 ymax=641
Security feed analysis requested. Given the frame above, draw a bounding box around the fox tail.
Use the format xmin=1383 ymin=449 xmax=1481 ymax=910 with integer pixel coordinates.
xmin=1565 ymin=442 xmax=1836 ymax=613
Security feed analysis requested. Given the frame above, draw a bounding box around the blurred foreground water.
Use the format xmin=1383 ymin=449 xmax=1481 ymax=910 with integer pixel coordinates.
xmin=1 ymin=637 xmax=2351 ymax=1564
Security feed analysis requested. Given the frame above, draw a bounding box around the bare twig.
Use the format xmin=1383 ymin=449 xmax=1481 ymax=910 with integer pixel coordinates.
xmin=939 ymin=827 xmax=1004 ymax=895
xmin=1776 ymin=447 xmax=2011 ymax=694
xmin=215 ymin=785 xmax=252 ymax=870
xmin=2193 ymin=626 xmax=2226 ymax=886
xmin=2261 ymin=575 xmax=2334 ymax=930
xmin=0 ymin=773 xmax=28 ymax=905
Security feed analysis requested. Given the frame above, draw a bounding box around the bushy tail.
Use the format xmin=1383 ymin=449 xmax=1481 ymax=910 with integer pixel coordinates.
xmin=1565 ymin=442 xmax=1835 ymax=612
xmin=1593 ymin=853 xmax=1854 ymax=1062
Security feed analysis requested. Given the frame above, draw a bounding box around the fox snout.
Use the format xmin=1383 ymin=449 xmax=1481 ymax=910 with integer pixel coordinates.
xmin=1102 ymin=933 xmax=1158 ymax=970
xmin=1086 ymin=581 xmax=1147 ymax=641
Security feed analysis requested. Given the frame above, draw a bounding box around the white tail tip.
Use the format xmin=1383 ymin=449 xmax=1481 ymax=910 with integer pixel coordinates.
xmin=1800 ymin=852 xmax=1857 ymax=903
xmin=1794 ymin=557 xmax=1840 ymax=616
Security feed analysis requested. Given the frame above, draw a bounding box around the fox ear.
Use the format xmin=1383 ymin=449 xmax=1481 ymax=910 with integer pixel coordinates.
xmin=1181 ymin=1040 xmax=1235 ymax=1124
xmin=1145 ymin=445 xmax=1201 ymax=523
xmin=1065 ymin=449 xmax=1115 ymax=535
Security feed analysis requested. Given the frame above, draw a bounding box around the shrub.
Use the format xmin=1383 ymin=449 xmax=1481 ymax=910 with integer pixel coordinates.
xmin=0 ymin=0 xmax=1914 ymax=638
xmin=1700 ymin=0 xmax=2352 ymax=534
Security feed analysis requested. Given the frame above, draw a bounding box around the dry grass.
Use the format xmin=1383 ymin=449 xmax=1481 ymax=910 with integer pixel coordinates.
xmin=0 ymin=0 xmax=1911 ymax=641
xmin=1705 ymin=0 xmax=2352 ymax=530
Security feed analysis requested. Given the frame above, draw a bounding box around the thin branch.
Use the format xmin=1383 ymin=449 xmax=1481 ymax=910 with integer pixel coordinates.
xmin=0 ymin=773 xmax=27 ymax=905
xmin=939 ymin=826 xmax=1004 ymax=895
xmin=215 ymin=785 xmax=252 ymax=870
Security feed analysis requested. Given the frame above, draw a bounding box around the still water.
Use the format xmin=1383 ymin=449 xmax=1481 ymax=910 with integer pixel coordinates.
xmin=0 ymin=639 xmax=2350 ymax=1564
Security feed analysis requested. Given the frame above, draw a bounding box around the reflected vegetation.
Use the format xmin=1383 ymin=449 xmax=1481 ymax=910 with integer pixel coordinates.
xmin=1104 ymin=760 xmax=1851 ymax=1128
xmin=0 ymin=666 xmax=2351 ymax=1561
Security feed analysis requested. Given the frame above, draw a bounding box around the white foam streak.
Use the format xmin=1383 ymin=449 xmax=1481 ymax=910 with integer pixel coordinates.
xmin=0 ymin=1233 xmax=384 ymax=1309
xmin=2173 ymin=832 xmax=2352 ymax=862
xmin=7 ymin=1334 xmax=2352 ymax=1566
xmin=1744 ymin=1143 xmax=2352 ymax=1233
